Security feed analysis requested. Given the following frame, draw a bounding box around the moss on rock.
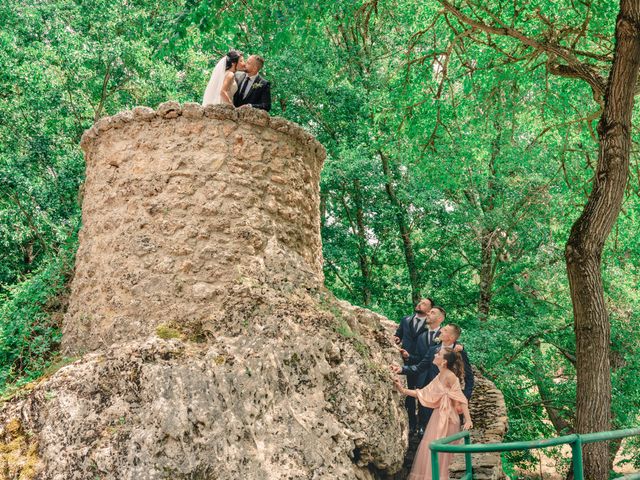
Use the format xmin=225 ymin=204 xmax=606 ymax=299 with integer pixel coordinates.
xmin=0 ymin=418 xmax=39 ymax=480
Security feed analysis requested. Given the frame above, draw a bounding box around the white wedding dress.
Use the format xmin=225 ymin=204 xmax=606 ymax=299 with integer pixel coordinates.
xmin=202 ymin=57 xmax=237 ymax=106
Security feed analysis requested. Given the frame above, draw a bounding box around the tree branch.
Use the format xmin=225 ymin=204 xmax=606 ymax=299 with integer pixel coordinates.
xmin=438 ymin=0 xmax=607 ymax=100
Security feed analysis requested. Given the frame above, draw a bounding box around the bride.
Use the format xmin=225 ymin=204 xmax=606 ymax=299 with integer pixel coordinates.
xmin=202 ymin=50 xmax=245 ymax=106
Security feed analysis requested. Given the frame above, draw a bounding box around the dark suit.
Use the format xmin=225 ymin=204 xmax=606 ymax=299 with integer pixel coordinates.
xmin=395 ymin=315 xmax=434 ymax=431
xmin=233 ymin=72 xmax=271 ymax=111
xmin=405 ymin=329 xmax=444 ymax=387
xmin=401 ymin=340 xmax=474 ymax=430
xmin=395 ymin=314 xmax=432 ymax=357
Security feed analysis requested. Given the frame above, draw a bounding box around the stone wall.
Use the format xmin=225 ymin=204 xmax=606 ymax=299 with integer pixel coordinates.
xmin=64 ymin=102 xmax=326 ymax=353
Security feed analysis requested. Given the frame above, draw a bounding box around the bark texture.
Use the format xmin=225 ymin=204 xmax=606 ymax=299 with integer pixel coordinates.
xmin=565 ymin=3 xmax=640 ymax=479
xmin=354 ymin=178 xmax=373 ymax=306
xmin=379 ymin=151 xmax=420 ymax=305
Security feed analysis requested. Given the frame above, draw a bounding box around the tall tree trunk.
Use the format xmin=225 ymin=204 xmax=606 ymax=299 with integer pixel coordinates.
xmin=478 ymin=229 xmax=495 ymax=320
xmin=353 ymin=179 xmax=372 ymax=306
xmin=478 ymin=117 xmax=502 ymax=321
xmin=379 ymin=150 xmax=420 ymax=305
xmin=564 ymin=3 xmax=640 ymax=479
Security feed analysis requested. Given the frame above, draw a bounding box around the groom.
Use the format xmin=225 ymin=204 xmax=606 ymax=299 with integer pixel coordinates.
xmin=234 ymin=55 xmax=271 ymax=112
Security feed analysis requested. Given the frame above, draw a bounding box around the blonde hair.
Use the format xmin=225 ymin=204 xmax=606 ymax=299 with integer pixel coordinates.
xmin=251 ymin=55 xmax=264 ymax=70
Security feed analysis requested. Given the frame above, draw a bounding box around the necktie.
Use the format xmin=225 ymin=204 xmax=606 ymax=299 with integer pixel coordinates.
xmin=240 ymin=76 xmax=251 ymax=98
xmin=429 ymin=331 xmax=434 ymax=345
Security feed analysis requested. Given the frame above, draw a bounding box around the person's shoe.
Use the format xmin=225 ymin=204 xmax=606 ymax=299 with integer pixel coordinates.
xmin=416 ymin=428 xmax=425 ymax=437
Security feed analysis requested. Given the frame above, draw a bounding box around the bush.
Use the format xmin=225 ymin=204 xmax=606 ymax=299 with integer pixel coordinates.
xmin=0 ymin=241 xmax=75 ymax=394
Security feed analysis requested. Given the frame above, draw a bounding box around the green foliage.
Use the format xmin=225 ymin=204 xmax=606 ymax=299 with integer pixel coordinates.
xmin=0 ymin=0 xmax=212 ymax=394
xmin=0 ymin=0 xmax=639 ymax=476
xmin=0 ymin=241 xmax=74 ymax=391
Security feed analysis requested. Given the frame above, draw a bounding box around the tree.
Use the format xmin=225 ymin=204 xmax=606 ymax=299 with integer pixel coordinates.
xmin=565 ymin=2 xmax=640 ymax=477
xmin=434 ymin=0 xmax=640 ymax=476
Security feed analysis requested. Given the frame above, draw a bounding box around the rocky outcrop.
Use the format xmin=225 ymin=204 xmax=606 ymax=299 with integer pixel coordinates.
xmin=0 ymin=102 xmax=508 ymax=480
xmin=1 ymin=324 xmax=403 ymax=479
xmin=0 ymin=103 xmax=407 ymax=479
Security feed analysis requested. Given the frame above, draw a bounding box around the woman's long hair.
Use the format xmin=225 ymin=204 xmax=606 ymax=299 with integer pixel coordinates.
xmin=442 ymin=347 xmax=465 ymax=384
xmin=225 ymin=50 xmax=242 ymax=70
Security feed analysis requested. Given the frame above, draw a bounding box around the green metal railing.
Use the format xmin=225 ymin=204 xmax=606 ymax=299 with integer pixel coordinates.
xmin=429 ymin=427 xmax=640 ymax=480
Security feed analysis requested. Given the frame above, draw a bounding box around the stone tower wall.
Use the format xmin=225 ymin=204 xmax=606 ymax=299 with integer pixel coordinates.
xmin=63 ymin=102 xmax=326 ymax=353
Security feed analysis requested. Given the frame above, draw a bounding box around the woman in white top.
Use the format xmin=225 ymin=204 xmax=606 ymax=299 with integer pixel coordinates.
xmin=202 ymin=50 xmax=245 ymax=106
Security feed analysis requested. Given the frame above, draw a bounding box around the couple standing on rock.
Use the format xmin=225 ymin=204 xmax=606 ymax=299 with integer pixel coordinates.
xmin=202 ymin=50 xmax=271 ymax=111
xmin=391 ymin=298 xmax=475 ymax=480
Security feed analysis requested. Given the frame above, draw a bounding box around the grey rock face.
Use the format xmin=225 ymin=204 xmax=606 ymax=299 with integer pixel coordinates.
xmin=0 ymin=105 xmax=406 ymax=479
xmin=2 ymin=318 xmax=404 ymax=479
xmin=0 ymin=103 xmax=508 ymax=479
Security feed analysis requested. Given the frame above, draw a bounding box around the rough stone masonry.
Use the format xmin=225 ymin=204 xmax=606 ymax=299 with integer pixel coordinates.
xmin=0 ymin=102 xmax=506 ymax=480
xmin=63 ymin=101 xmax=326 ymax=353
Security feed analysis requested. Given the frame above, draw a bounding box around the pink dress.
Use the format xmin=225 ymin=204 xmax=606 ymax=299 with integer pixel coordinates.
xmin=408 ymin=375 xmax=468 ymax=480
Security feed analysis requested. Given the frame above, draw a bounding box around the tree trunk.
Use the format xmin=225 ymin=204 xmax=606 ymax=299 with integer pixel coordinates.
xmin=564 ymin=3 xmax=640 ymax=479
xmin=353 ymin=179 xmax=372 ymax=306
xmin=478 ymin=230 xmax=495 ymax=320
xmin=379 ymin=150 xmax=420 ymax=305
xmin=478 ymin=117 xmax=502 ymax=321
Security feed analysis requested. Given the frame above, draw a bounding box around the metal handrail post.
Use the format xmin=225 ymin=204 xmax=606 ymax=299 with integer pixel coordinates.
xmin=431 ymin=448 xmax=440 ymax=480
xmin=572 ymin=435 xmax=584 ymax=480
xmin=464 ymin=434 xmax=473 ymax=478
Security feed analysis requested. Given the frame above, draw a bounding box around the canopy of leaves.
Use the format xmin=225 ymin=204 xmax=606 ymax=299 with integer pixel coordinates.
xmin=1 ymin=0 xmax=638 ymax=475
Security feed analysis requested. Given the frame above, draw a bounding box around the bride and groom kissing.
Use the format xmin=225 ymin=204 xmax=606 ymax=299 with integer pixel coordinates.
xmin=202 ymin=50 xmax=271 ymax=112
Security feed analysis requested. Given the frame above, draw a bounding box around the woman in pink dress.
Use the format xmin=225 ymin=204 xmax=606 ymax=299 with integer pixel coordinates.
xmin=394 ymin=348 xmax=473 ymax=480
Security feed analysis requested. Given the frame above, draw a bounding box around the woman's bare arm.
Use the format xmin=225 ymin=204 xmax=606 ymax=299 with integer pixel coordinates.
xmin=393 ymin=377 xmax=417 ymax=398
xmin=459 ymin=402 xmax=473 ymax=430
xmin=220 ymin=72 xmax=235 ymax=104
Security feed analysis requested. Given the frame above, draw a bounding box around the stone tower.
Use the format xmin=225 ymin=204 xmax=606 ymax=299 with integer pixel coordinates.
xmin=63 ymin=102 xmax=325 ymax=353
xmin=0 ymin=102 xmax=508 ymax=480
